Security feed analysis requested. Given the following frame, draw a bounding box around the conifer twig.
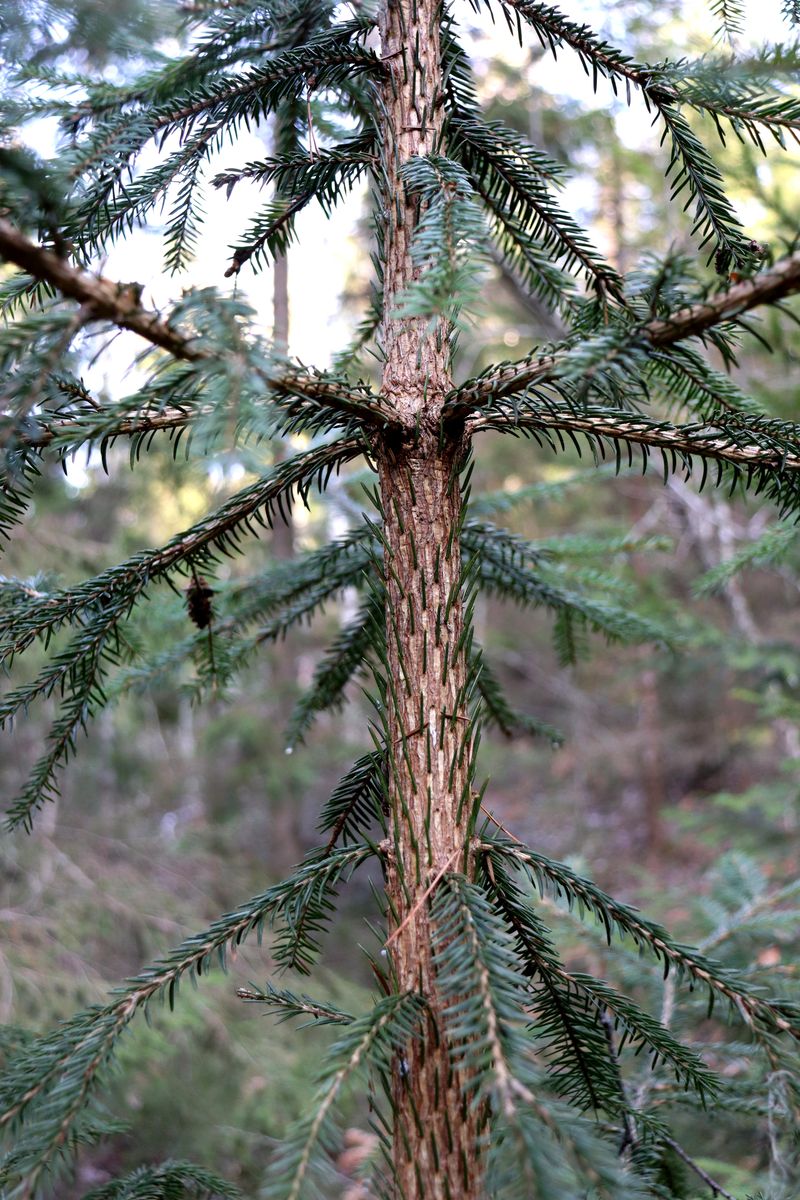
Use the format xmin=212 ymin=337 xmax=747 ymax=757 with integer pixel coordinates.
xmin=453 ymin=252 xmax=800 ymax=410
xmin=598 ymin=1009 xmax=637 ymax=1153
xmin=473 ymin=405 xmax=800 ymax=475
xmin=384 ymin=847 xmax=460 ymax=947
xmin=660 ymin=1135 xmax=737 ymax=1200
xmin=6 ymin=405 xmax=196 ymax=451
xmin=0 ymin=219 xmax=392 ymax=425
xmin=0 ymin=218 xmax=202 ymax=359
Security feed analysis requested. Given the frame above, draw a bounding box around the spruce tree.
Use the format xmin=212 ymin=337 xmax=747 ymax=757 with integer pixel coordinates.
xmin=2 ymin=1 xmax=800 ymax=1197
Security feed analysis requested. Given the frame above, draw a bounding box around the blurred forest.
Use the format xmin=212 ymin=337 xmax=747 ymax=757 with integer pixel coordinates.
xmin=1 ymin=0 xmax=799 ymax=1196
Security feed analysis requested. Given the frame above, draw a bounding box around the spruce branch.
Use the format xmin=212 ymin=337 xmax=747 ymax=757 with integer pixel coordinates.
xmin=481 ymin=852 xmax=718 ymax=1106
xmin=496 ymin=1 xmax=800 ymax=187
xmin=263 ymin=992 xmax=424 ymax=1200
xmin=0 ymin=222 xmax=392 ymax=430
xmin=79 ymin=1161 xmax=241 ymax=1200
xmin=470 ymin=402 xmax=800 ymax=516
xmin=4 ymin=405 xmax=195 ymax=455
xmin=694 ymin=521 xmax=796 ymax=594
xmin=646 ymin=344 xmax=764 ymax=421
xmin=109 ymin=529 xmax=377 ymax=707
xmin=140 ymin=21 xmax=380 ymax=136
xmin=1 ymin=439 xmax=364 ymax=830
xmin=451 ymin=250 xmax=800 ymax=411
xmin=0 ymin=219 xmax=202 ymax=361
xmin=318 ymin=751 xmax=386 ymax=851
xmin=392 ymin=155 xmax=490 ymax=325
xmin=431 ymin=875 xmax=646 ymax=1199
xmin=213 ymin=132 xmax=376 ymax=274
xmin=709 ymin=0 xmax=745 ymax=42
xmin=0 ymin=843 xmax=373 ymax=1194
xmin=481 ymin=859 xmax=621 ymax=1113
xmin=673 ymin=55 xmax=800 ymax=150
xmin=235 ymin=983 xmax=354 ymax=1026
xmin=658 ymin=1136 xmax=737 ymax=1200
xmin=286 ymin=588 xmax=383 ymax=750
xmin=60 ymin=19 xmax=380 ymax=200
xmin=271 ymin=841 xmax=375 ymax=975
xmin=2 ymin=438 xmax=364 ymax=660
xmin=471 ymin=646 xmax=564 ymax=744
xmin=598 ymin=1011 xmax=638 ymax=1152
xmin=464 ymin=520 xmax=673 ymax=656
xmin=3 ymin=363 xmax=387 ymax=459
xmin=645 ymin=253 xmax=800 ymax=345
xmin=483 ymin=837 xmax=800 ymax=1040
xmin=1 ymin=618 xmax=127 ymax=834
xmin=212 ymin=133 xmax=377 ymax=198
xmin=448 ymin=114 xmax=623 ymax=301
xmin=484 ymin=0 xmax=752 ymax=260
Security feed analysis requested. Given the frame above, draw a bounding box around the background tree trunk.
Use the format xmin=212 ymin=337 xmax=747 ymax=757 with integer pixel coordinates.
xmin=268 ymin=248 xmax=303 ymax=868
xmin=378 ymin=0 xmax=485 ymax=1194
xmin=270 ymin=252 xmax=295 ymax=570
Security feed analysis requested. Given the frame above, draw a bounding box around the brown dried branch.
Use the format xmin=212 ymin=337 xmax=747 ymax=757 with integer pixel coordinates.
xmin=0 ymin=218 xmax=201 ymax=359
xmin=0 ymin=219 xmax=394 ymax=430
xmin=660 ymin=1135 xmax=738 ymax=1200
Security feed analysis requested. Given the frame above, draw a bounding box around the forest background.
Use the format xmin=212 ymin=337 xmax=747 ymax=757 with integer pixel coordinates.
xmin=1 ymin=0 xmax=799 ymax=1196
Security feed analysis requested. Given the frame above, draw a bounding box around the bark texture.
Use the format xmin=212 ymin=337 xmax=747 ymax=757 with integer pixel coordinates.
xmin=377 ymin=0 xmax=484 ymax=1194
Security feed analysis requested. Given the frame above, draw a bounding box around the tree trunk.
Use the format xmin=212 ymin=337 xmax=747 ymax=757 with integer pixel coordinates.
xmin=377 ymin=0 xmax=485 ymax=1194
xmin=271 ymin=250 xmax=293 ymax=565
xmin=268 ymin=247 xmax=304 ymax=868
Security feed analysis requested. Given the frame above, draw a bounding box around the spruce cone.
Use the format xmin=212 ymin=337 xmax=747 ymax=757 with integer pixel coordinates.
xmin=186 ymin=574 xmax=214 ymax=629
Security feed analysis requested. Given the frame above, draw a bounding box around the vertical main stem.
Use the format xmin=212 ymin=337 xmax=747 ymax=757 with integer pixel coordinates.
xmin=377 ymin=0 xmax=483 ymax=1195
xmin=378 ymin=439 xmax=479 ymax=1200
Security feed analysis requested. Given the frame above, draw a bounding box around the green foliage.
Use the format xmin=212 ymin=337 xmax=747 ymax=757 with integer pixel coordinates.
xmin=482 ymin=835 xmax=800 ymax=1040
xmin=316 ymin=750 xmax=387 ymax=849
xmin=1 ymin=438 xmax=364 ymax=830
xmin=0 ymin=841 xmax=373 ymax=1195
xmin=472 ymin=0 xmax=800 ymax=265
xmin=449 ymin=113 xmax=622 ymax=303
xmin=235 ymin=983 xmax=354 ymax=1027
xmin=286 ymin=589 xmax=384 ymax=750
xmin=263 ymin=992 xmax=424 ymax=1200
xmin=472 ymin=645 xmax=564 ymax=744
xmin=479 ymin=853 xmax=718 ymax=1107
xmin=213 ymin=132 xmax=376 ymax=271
xmin=2 ymin=0 xmax=800 ymax=1194
xmin=694 ymin=521 xmax=798 ymax=594
xmin=80 ymin=1160 xmax=242 ymax=1200
xmin=393 ymin=155 xmax=490 ymax=326
xmin=709 ymin=0 xmax=746 ymax=43
xmin=431 ymin=875 xmax=646 ymax=1199
xmin=464 ymin=519 xmax=674 ymax=664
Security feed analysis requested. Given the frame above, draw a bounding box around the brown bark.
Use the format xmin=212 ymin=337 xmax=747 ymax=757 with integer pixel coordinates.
xmin=378 ymin=435 xmax=480 ymax=1198
xmin=376 ymin=0 xmax=484 ymax=1194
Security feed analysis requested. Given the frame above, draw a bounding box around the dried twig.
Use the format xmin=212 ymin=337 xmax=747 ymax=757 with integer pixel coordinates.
xmin=384 ymin=847 xmax=460 ymax=948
